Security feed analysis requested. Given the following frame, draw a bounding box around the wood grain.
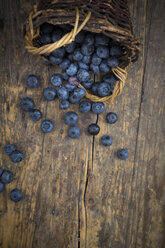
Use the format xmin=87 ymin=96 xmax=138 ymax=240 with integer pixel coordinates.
xmin=0 ymin=0 xmax=165 ymax=248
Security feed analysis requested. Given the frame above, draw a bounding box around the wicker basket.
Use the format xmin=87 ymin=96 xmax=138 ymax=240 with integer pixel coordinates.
xmin=24 ymin=0 xmax=140 ymax=103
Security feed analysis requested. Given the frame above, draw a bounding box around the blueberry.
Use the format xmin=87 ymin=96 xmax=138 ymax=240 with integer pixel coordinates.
xmin=1 ymin=170 xmax=14 ymax=184
xmin=75 ymin=30 xmax=86 ymax=43
xmin=91 ymin=53 xmax=102 ymax=65
xmin=10 ymin=150 xmax=24 ymax=163
xmin=62 ymin=72 xmax=69 ymax=80
xmin=106 ymin=112 xmax=118 ymax=124
xmin=95 ymin=34 xmax=110 ymax=46
xmin=59 ymin=100 xmax=70 ymax=109
xmin=88 ymin=123 xmax=100 ymax=135
xmin=79 ymin=100 xmax=91 ymax=113
xmin=68 ymin=54 xmax=74 ymax=62
xmin=4 ymin=144 xmax=15 ymax=155
xmin=52 ymin=28 xmax=63 ymax=42
xmin=81 ymin=44 xmax=94 ymax=56
xmin=64 ymin=111 xmax=78 ymax=125
xmin=81 ymin=76 xmax=94 ymax=89
xmin=66 ymin=63 xmax=78 ymax=76
xmin=107 ymin=57 xmax=119 ymax=68
xmin=96 ymin=45 xmax=109 ymax=59
xmin=57 ymin=86 xmax=69 ymax=100
xmin=10 ymin=189 xmax=23 ymax=202
xmin=59 ymin=59 xmax=70 ymax=70
xmin=82 ymin=55 xmax=91 ymax=64
xmin=40 ymin=23 xmax=54 ymax=34
xmin=0 ymin=182 xmax=5 ymax=193
xmin=97 ymin=82 xmax=113 ymax=97
xmin=101 ymin=135 xmax=113 ymax=146
xmin=77 ymin=69 xmax=90 ymax=82
xmin=29 ymin=109 xmax=42 ymax=122
xmin=69 ymin=76 xmax=79 ymax=86
xmin=68 ymin=126 xmax=80 ymax=139
xmin=99 ymin=60 xmax=109 ymax=73
xmin=73 ymin=48 xmax=83 ymax=61
xmin=92 ymin=102 xmax=105 ymax=114
xmin=91 ymin=82 xmax=99 ymax=95
xmin=41 ymin=120 xmax=54 ymax=133
xmin=117 ymin=149 xmax=128 ymax=160
xmin=90 ymin=64 xmax=100 ymax=74
xmin=78 ymin=61 xmax=89 ymax=70
xmin=110 ymin=45 xmax=123 ymax=57
xmin=49 ymin=55 xmax=63 ymax=65
xmin=65 ymin=82 xmax=76 ymax=92
xmin=102 ymin=72 xmax=117 ymax=87
xmin=69 ymin=88 xmax=86 ymax=104
xmin=50 ymin=74 xmax=63 ymax=87
xmin=84 ymin=33 xmax=95 ymax=45
xmin=52 ymin=47 xmax=65 ymax=58
xmin=0 ymin=168 xmax=3 ymax=176
xmin=65 ymin=41 xmax=76 ymax=53
xmin=43 ymin=87 xmax=56 ymax=101
xmin=20 ymin=97 xmax=34 ymax=112
xmin=40 ymin=33 xmax=51 ymax=44
xmin=27 ymin=75 xmax=40 ymax=88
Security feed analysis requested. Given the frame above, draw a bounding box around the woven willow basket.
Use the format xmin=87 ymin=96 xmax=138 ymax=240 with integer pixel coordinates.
xmin=24 ymin=0 xmax=140 ymax=103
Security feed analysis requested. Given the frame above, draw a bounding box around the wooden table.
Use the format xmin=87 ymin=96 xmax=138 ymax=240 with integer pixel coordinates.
xmin=0 ymin=1 xmax=165 ymax=247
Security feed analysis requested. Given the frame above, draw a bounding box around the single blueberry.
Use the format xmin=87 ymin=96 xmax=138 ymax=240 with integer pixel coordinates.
xmin=75 ymin=30 xmax=86 ymax=43
xmin=4 ymin=144 xmax=15 ymax=155
xmin=52 ymin=47 xmax=65 ymax=58
xmin=78 ymin=61 xmax=89 ymax=70
xmin=69 ymin=88 xmax=86 ymax=104
xmin=68 ymin=126 xmax=80 ymax=139
xmin=10 ymin=189 xmax=23 ymax=202
xmin=92 ymin=102 xmax=105 ymax=114
xmin=99 ymin=60 xmax=110 ymax=73
xmin=57 ymin=86 xmax=69 ymax=100
xmin=10 ymin=150 xmax=24 ymax=163
xmin=52 ymin=27 xmax=63 ymax=42
xmin=102 ymin=72 xmax=117 ymax=87
xmin=84 ymin=33 xmax=95 ymax=45
xmin=65 ymin=82 xmax=76 ymax=92
xmin=101 ymin=135 xmax=113 ymax=146
xmin=0 ymin=182 xmax=5 ymax=193
xmin=64 ymin=111 xmax=78 ymax=125
xmin=91 ymin=53 xmax=102 ymax=65
xmin=40 ymin=33 xmax=51 ymax=44
xmin=69 ymin=76 xmax=79 ymax=86
xmin=68 ymin=54 xmax=74 ymax=62
xmin=59 ymin=100 xmax=70 ymax=109
xmin=81 ymin=44 xmax=95 ymax=56
xmin=41 ymin=120 xmax=54 ymax=133
xmin=1 ymin=170 xmax=14 ymax=184
xmin=107 ymin=57 xmax=119 ymax=68
xmin=73 ymin=48 xmax=83 ymax=61
xmin=81 ymin=76 xmax=94 ymax=89
xmin=0 ymin=168 xmax=3 ymax=176
xmin=90 ymin=64 xmax=100 ymax=74
xmin=110 ymin=45 xmax=123 ymax=57
xmin=65 ymin=41 xmax=76 ymax=53
xmin=66 ymin=63 xmax=78 ymax=76
xmin=88 ymin=123 xmax=100 ymax=135
xmin=106 ymin=112 xmax=118 ymax=124
xmin=62 ymin=72 xmax=69 ymax=80
xmin=96 ymin=45 xmax=109 ymax=59
xmin=77 ymin=69 xmax=90 ymax=82
xmin=82 ymin=55 xmax=91 ymax=64
xmin=20 ymin=97 xmax=34 ymax=112
xmin=49 ymin=55 xmax=63 ymax=65
xmin=29 ymin=109 xmax=42 ymax=122
xmin=59 ymin=59 xmax=70 ymax=70
xmin=97 ymin=82 xmax=113 ymax=97
xmin=91 ymin=82 xmax=100 ymax=95
xmin=79 ymin=100 xmax=91 ymax=113
xmin=27 ymin=75 xmax=40 ymax=88
xmin=43 ymin=87 xmax=56 ymax=101
xmin=50 ymin=74 xmax=63 ymax=87
xmin=117 ymin=149 xmax=128 ymax=160
xmin=95 ymin=33 xmax=110 ymax=46
xmin=40 ymin=23 xmax=54 ymax=34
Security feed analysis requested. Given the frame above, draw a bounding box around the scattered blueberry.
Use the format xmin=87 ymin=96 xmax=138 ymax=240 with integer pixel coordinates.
xmin=68 ymin=126 xmax=80 ymax=139
xmin=59 ymin=100 xmax=70 ymax=109
xmin=96 ymin=45 xmax=109 ymax=59
xmin=0 ymin=182 xmax=5 ymax=193
xmin=81 ymin=76 xmax=94 ymax=89
xmin=10 ymin=150 xmax=24 ymax=163
xmin=91 ymin=82 xmax=99 ymax=95
xmin=20 ymin=97 xmax=34 ymax=112
xmin=73 ymin=48 xmax=83 ymax=61
xmin=43 ymin=87 xmax=56 ymax=101
xmin=91 ymin=53 xmax=102 ymax=65
xmin=62 ymin=71 xmax=69 ymax=80
xmin=97 ymin=82 xmax=113 ymax=97
xmin=66 ymin=63 xmax=78 ymax=76
xmin=1 ymin=170 xmax=14 ymax=184
xmin=88 ymin=123 xmax=100 ymax=135
xmin=65 ymin=41 xmax=76 ymax=53
xmin=101 ymin=135 xmax=113 ymax=146
xmin=107 ymin=57 xmax=119 ymax=68
xmin=27 ymin=75 xmax=40 ymax=88
xmin=4 ymin=144 xmax=15 ymax=155
xmin=82 ymin=55 xmax=91 ymax=64
xmin=117 ymin=149 xmax=128 ymax=160
xmin=95 ymin=34 xmax=110 ymax=46
xmin=78 ymin=61 xmax=89 ymax=70
xmin=10 ymin=189 xmax=23 ymax=202
xmin=50 ymin=73 xmax=63 ymax=87
xmin=40 ymin=23 xmax=54 ymax=34
xmin=99 ymin=60 xmax=110 ymax=73
xmin=59 ymin=58 xmax=70 ymax=70
xmin=77 ymin=69 xmax=90 ymax=82
xmin=29 ymin=109 xmax=42 ymax=122
xmin=41 ymin=120 xmax=54 ymax=133
xmin=57 ymin=86 xmax=69 ymax=100
xmin=90 ymin=64 xmax=100 ymax=74
xmin=52 ymin=47 xmax=65 ymax=58
xmin=49 ymin=55 xmax=63 ymax=65
xmin=81 ymin=44 xmax=94 ymax=56
xmin=92 ymin=102 xmax=105 ymax=114
xmin=110 ymin=45 xmax=123 ymax=57
xmin=69 ymin=88 xmax=86 ymax=104
xmin=79 ymin=100 xmax=91 ymax=113
xmin=106 ymin=112 xmax=118 ymax=124
xmin=64 ymin=111 xmax=78 ymax=125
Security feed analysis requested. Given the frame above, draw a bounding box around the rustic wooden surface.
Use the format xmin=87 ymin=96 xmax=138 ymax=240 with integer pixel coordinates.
xmin=0 ymin=0 xmax=165 ymax=248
